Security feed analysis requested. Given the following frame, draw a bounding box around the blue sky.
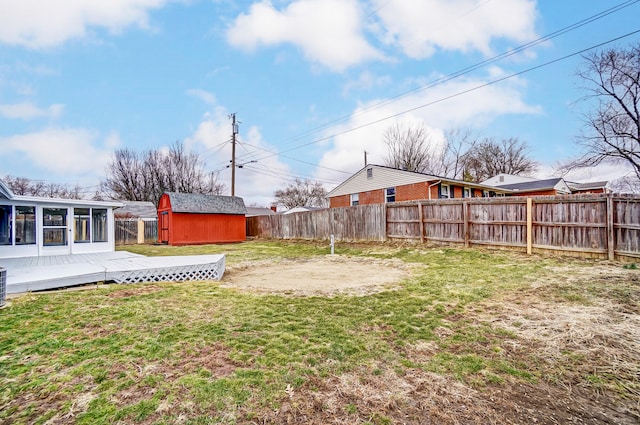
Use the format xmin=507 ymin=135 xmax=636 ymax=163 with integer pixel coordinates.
xmin=1 ymin=0 xmax=639 ymax=206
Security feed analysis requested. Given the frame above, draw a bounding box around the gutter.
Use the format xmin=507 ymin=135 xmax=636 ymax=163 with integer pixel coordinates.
xmin=427 ymin=180 xmax=441 ymax=200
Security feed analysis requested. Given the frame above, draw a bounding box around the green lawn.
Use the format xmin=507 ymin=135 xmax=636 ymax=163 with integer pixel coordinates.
xmin=1 ymin=241 xmax=638 ymax=424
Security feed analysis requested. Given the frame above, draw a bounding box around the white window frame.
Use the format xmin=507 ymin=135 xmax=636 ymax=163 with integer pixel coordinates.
xmin=385 ymin=187 xmax=396 ymax=203
xmin=463 ymin=187 xmax=471 ymax=198
xmin=350 ymin=193 xmax=359 ymax=206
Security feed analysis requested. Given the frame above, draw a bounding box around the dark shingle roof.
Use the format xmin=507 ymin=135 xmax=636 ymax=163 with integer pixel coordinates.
xmin=495 ymin=178 xmax=562 ymax=191
xmin=166 ymin=192 xmax=246 ymax=215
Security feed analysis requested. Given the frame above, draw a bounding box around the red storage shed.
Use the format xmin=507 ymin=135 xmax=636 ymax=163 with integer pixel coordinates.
xmin=157 ymin=192 xmax=246 ymax=245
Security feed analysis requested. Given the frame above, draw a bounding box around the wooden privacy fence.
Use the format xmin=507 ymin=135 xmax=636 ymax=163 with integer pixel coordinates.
xmin=247 ymin=204 xmax=386 ymax=242
xmin=115 ymin=219 xmax=158 ymax=245
xmin=247 ymin=194 xmax=640 ymax=261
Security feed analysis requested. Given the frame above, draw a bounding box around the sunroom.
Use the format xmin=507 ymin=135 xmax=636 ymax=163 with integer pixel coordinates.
xmin=0 ymin=180 xmax=121 ymax=259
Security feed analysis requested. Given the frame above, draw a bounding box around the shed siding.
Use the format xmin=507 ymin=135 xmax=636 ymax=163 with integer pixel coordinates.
xmin=170 ymin=213 xmax=245 ymax=245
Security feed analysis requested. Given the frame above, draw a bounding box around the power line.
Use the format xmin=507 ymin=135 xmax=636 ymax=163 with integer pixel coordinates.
xmin=264 ymin=0 xmax=640 ymax=153
xmin=251 ymin=27 xmax=640 ymax=163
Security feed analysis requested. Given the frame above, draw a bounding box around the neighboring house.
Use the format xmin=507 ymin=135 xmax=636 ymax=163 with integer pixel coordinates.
xmin=327 ymin=164 xmax=509 ymax=208
xmin=0 ymin=179 xmax=121 ymax=259
xmin=282 ymin=206 xmax=327 ymax=215
xmin=114 ymin=201 xmax=158 ymax=220
xmin=483 ymin=173 xmax=610 ymax=195
xmin=493 ymin=178 xmax=572 ymax=196
xmin=246 ymin=207 xmax=277 ymax=217
xmin=157 ymin=192 xmax=246 ymax=245
xmin=481 ymin=173 xmax=537 ymax=186
xmin=566 ymin=181 xmax=610 ymax=194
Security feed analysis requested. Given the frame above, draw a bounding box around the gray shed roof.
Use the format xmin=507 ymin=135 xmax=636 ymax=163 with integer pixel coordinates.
xmin=165 ymin=192 xmax=246 ymax=215
xmin=115 ymin=201 xmax=158 ymax=219
xmin=246 ymin=207 xmax=276 ymax=217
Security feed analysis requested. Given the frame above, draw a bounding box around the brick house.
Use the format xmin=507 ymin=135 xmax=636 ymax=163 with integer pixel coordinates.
xmin=327 ymin=165 xmax=510 ymax=208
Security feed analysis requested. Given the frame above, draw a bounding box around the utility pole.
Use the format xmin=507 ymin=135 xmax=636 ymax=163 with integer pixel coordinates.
xmin=364 ymin=150 xmax=368 ymax=166
xmin=229 ymin=113 xmax=239 ymax=196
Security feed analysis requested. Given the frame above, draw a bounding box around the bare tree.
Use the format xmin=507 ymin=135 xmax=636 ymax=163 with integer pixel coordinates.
xmin=383 ymin=122 xmax=434 ymax=173
xmin=274 ymin=179 xmax=328 ymax=209
xmin=567 ymin=43 xmax=640 ymax=181
xmin=3 ymin=175 xmax=84 ymax=199
xmin=462 ymin=138 xmax=537 ymax=182
xmin=383 ymin=122 xmax=478 ymax=178
xmin=441 ymin=127 xmax=478 ymax=180
xmin=101 ymin=141 xmax=225 ymax=205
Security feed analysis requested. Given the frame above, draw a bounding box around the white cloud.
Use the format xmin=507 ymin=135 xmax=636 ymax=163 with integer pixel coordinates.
xmin=0 ymin=102 xmax=64 ymax=120
xmin=226 ymin=0 xmax=383 ymax=71
xmin=183 ymin=106 xmax=293 ymax=206
xmin=0 ymin=128 xmax=115 ymax=175
xmin=315 ymin=71 xmax=541 ymax=186
xmin=373 ymin=0 xmax=538 ymax=59
xmin=0 ymin=0 xmax=171 ymax=48
xmin=342 ymin=71 xmax=392 ymax=96
xmin=186 ymin=89 xmax=217 ymax=106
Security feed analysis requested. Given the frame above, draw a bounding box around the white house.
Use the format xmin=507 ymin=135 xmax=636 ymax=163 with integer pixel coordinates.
xmin=0 ymin=180 xmax=122 ymax=259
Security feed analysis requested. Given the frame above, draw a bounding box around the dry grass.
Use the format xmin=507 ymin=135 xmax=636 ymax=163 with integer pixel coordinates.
xmin=1 ymin=242 xmax=639 ymax=424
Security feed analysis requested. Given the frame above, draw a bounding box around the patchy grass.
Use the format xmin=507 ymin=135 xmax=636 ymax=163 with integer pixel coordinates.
xmin=1 ymin=241 xmax=639 ymax=424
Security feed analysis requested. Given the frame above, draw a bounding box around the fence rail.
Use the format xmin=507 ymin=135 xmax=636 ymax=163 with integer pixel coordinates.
xmin=247 ymin=194 xmax=640 ymax=261
xmin=115 ymin=219 xmax=157 ymax=245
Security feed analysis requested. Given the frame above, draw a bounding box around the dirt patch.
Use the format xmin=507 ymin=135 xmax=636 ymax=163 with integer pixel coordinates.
xmin=109 ymin=285 xmax=164 ymax=298
xmin=221 ymin=255 xmax=412 ymax=295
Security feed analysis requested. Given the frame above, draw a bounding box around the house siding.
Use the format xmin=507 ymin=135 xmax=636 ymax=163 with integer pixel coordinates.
xmin=396 ymin=182 xmax=435 ymax=201
xmin=330 ymin=195 xmax=351 ymax=208
xmin=360 ymin=189 xmax=384 ymax=205
xmin=329 ymin=165 xmax=435 ymax=198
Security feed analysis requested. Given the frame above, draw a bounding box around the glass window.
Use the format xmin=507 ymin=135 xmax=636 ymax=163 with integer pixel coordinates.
xmin=16 ymin=206 xmax=36 ymax=245
xmin=0 ymin=205 xmax=12 ymax=245
xmin=367 ymin=168 xmax=373 ymax=179
xmin=43 ymin=208 xmax=68 ymax=246
xmin=440 ymin=184 xmax=450 ymax=199
xmin=385 ymin=187 xmax=395 ymax=203
xmin=463 ymin=187 xmax=471 ymax=198
xmin=74 ymin=208 xmax=91 ymax=243
xmin=350 ymin=193 xmax=359 ymax=206
xmin=92 ymin=209 xmax=108 ymax=242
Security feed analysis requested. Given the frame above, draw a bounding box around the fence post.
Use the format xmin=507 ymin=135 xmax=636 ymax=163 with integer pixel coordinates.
xmin=137 ymin=220 xmax=145 ymax=244
xmin=417 ymin=202 xmax=425 ymax=243
xmin=526 ymin=198 xmax=532 ymax=255
xmin=606 ymin=193 xmax=615 ymax=261
xmin=383 ymin=204 xmax=388 ymax=241
xmin=463 ymin=200 xmax=469 ymax=248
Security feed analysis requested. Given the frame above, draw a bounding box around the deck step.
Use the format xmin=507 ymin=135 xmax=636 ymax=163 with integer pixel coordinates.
xmin=1 ymin=252 xmax=225 ymax=294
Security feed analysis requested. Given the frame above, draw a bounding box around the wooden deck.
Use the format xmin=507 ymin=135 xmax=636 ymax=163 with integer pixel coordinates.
xmin=1 ymin=251 xmax=225 ymax=294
